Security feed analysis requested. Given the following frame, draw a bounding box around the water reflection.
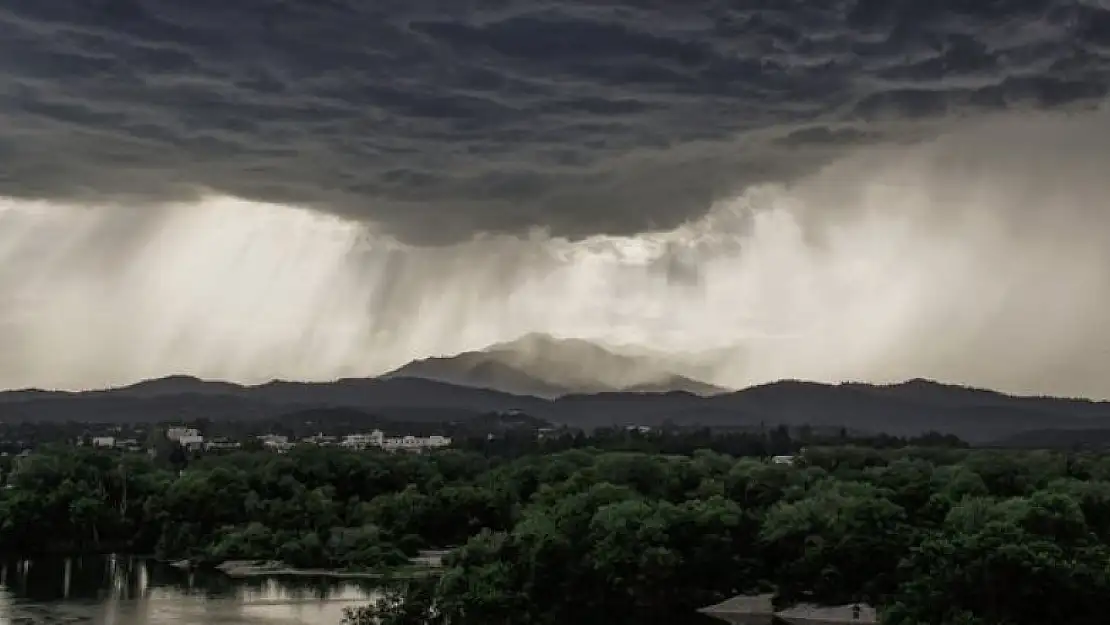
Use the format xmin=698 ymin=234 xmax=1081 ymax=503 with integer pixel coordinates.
xmin=0 ymin=556 xmax=379 ymax=624
xmin=0 ymin=557 xmax=741 ymax=625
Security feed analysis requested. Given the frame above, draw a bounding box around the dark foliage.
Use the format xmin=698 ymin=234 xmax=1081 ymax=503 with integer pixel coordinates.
xmin=0 ymin=434 xmax=1107 ymax=625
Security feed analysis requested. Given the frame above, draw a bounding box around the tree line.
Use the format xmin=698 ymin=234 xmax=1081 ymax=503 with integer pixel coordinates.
xmin=347 ymin=445 xmax=1110 ymax=625
xmin=0 ymin=445 xmax=501 ymax=571
xmin=0 ymin=433 xmax=1105 ymax=624
xmin=455 ymin=423 xmax=966 ymax=459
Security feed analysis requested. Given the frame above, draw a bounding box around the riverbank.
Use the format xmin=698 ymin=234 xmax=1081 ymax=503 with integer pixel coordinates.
xmin=214 ymin=559 xmax=441 ymax=579
xmin=170 ymin=549 xmax=449 ymax=580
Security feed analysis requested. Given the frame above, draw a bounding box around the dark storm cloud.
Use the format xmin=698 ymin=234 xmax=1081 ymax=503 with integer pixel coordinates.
xmin=1 ymin=0 xmax=1108 ymax=243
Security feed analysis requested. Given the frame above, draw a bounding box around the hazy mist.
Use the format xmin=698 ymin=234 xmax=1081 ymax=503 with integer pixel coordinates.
xmin=4 ymin=111 xmax=1109 ymax=397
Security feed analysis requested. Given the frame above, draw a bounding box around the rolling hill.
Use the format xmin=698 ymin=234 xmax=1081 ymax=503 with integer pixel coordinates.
xmin=2 ymin=373 xmax=1110 ymax=443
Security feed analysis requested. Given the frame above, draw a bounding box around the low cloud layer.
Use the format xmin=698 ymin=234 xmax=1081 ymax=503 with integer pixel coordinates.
xmin=2 ymin=0 xmax=1108 ymax=242
xmin=3 ymin=2 xmax=1110 ymax=395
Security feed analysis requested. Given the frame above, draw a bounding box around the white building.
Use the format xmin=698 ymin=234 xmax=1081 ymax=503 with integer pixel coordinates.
xmin=258 ymin=434 xmax=293 ymax=452
xmin=341 ymin=431 xmax=385 ymax=450
xmin=177 ymin=435 xmax=204 ymax=451
xmin=426 ymin=435 xmax=451 ymax=448
xmin=166 ymin=427 xmax=199 ymax=442
xmin=302 ymin=434 xmax=338 ymax=446
xmin=205 ymin=439 xmax=241 ymax=451
xmin=380 ymin=435 xmax=414 ymax=451
xmin=380 ymin=434 xmax=451 ymax=452
xmin=91 ymin=436 xmax=115 ymax=448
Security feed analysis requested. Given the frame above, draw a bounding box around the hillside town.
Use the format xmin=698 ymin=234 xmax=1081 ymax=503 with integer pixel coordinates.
xmin=79 ymin=425 xmax=453 ymax=455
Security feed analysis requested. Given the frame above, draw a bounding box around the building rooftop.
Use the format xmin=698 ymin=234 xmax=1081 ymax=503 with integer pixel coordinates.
xmin=698 ymin=593 xmax=775 ymax=616
xmin=777 ymin=603 xmax=878 ymax=624
xmin=699 ymin=595 xmax=878 ymax=625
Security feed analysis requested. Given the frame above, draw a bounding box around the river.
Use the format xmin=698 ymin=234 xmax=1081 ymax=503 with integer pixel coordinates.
xmin=0 ymin=556 xmax=380 ymax=624
xmin=0 ymin=556 xmax=736 ymax=625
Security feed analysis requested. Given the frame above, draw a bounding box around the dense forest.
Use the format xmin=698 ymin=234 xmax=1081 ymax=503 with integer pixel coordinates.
xmin=0 ymin=432 xmax=1107 ymax=625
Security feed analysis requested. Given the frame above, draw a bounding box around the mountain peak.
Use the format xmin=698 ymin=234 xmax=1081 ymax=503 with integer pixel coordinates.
xmin=386 ymin=334 xmax=727 ymax=398
xmin=122 ymin=375 xmax=207 ymax=389
xmin=116 ymin=375 xmax=243 ymax=396
xmin=484 ymin=332 xmax=614 ymax=357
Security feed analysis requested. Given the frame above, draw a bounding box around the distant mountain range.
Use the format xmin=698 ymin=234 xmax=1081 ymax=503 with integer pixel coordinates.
xmin=381 ymin=333 xmax=729 ymax=398
xmin=2 ymin=335 xmax=1110 ymax=444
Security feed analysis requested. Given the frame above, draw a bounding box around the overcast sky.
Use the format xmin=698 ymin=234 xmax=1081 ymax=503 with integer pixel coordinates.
xmin=2 ymin=0 xmax=1110 ymax=395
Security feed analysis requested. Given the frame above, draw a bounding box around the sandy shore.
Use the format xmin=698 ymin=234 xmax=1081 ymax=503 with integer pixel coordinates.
xmin=207 ymin=551 xmax=448 ymax=579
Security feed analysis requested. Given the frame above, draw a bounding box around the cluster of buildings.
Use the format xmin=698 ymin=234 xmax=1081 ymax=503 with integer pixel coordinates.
xmin=80 ymin=426 xmax=453 ymax=456
xmin=353 ymin=431 xmax=451 ymax=452
xmin=89 ymin=436 xmax=144 ymax=452
xmin=87 ymin=427 xmax=242 ymax=453
xmin=256 ymin=430 xmax=451 ymax=453
xmin=167 ymin=427 xmax=241 ymax=452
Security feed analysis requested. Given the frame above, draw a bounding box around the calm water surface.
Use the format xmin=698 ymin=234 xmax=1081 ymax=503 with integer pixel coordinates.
xmin=0 ymin=556 xmax=380 ymax=624
xmin=0 ymin=556 xmax=733 ymax=625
